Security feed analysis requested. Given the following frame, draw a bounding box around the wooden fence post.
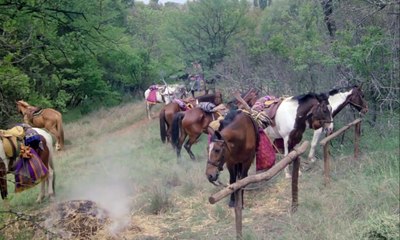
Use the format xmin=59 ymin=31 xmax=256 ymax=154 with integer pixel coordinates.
xmin=235 ymin=189 xmax=243 ymax=239
xmin=323 ymin=142 xmax=330 ymax=186
xmin=354 ymin=121 xmax=361 ymax=159
xmin=320 ymin=118 xmax=362 ymax=184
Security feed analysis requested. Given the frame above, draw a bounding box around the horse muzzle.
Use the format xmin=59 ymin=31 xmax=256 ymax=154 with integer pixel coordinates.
xmin=323 ymin=122 xmax=334 ymax=135
xmin=361 ymin=107 xmax=368 ymax=114
xmin=207 ymin=172 xmax=219 ymax=183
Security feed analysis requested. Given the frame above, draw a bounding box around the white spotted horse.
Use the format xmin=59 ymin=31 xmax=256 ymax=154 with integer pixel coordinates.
xmin=0 ymin=125 xmax=55 ymax=203
xmin=307 ymin=85 xmax=368 ymax=162
xmin=261 ymin=92 xmax=334 ymax=178
xmin=144 ymin=84 xmax=188 ymax=119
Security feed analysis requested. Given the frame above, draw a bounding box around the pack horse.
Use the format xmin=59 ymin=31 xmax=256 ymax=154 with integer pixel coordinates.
xmin=16 ymin=100 xmax=64 ymax=151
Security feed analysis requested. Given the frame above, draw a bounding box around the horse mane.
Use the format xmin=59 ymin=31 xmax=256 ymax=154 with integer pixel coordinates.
xmin=293 ymin=92 xmax=319 ymax=103
xmin=218 ymin=109 xmax=241 ymax=131
xmin=328 ymin=85 xmax=357 ymax=96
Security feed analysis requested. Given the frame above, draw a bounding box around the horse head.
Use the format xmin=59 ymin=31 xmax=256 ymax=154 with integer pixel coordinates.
xmin=349 ymin=85 xmax=368 ymax=114
xmin=16 ymin=100 xmax=30 ymax=114
xmin=309 ymin=93 xmax=333 ymax=134
xmin=206 ymin=130 xmax=228 ymax=183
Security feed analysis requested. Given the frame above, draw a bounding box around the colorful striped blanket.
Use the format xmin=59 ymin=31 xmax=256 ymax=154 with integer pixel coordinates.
xmin=14 ymin=147 xmax=48 ymax=193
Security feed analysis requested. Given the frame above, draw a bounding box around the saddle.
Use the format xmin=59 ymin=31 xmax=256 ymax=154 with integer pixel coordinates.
xmin=0 ymin=126 xmax=24 ymax=159
xmin=252 ymin=96 xmax=284 ymax=127
xmin=24 ymin=106 xmax=42 ymax=124
xmin=173 ymin=98 xmax=195 ymax=111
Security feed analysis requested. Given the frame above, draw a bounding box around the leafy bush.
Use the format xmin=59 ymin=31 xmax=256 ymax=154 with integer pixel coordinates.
xmin=356 ymin=212 xmax=400 ymax=240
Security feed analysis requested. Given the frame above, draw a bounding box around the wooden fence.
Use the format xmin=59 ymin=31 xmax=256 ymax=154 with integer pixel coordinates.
xmin=320 ymin=118 xmax=362 ymax=186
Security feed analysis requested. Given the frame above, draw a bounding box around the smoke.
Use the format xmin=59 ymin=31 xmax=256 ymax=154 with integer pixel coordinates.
xmin=64 ymin=151 xmax=135 ymax=235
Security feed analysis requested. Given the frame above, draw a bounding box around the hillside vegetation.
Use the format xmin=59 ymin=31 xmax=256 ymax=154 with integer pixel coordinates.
xmin=0 ymin=101 xmax=398 ymax=240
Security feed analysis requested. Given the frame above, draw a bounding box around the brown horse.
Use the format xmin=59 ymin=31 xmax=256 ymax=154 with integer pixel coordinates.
xmin=206 ymin=110 xmax=258 ymax=207
xmin=171 ymin=89 xmax=259 ymax=161
xmin=0 ymin=127 xmax=55 ymax=202
xmin=171 ymin=107 xmax=222 ymax=160
xmin=16 ymin=100 xmax=64 ymax=151
xmin=159 ymin=92 xmax=223 ymax=144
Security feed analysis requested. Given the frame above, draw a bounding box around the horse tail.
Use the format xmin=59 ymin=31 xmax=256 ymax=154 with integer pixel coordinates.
xmin=57 ymin=115 xmax=64 ymax=150
xmin=171 ymin=112 xmax=184 ymax=148
xmin=159 ymin=108 xmax=167 ymax=143
xmin=48 ymin=141 xmax=56 ymax=196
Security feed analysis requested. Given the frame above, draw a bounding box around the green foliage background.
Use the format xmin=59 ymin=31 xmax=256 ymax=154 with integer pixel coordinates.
xmin=0 ymin=0 xmax=398 ymax=126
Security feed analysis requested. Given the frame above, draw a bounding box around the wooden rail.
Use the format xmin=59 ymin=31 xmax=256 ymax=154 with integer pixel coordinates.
xmin=209 ymin=141 xmax=309 ymax=239
xmin=320 ymin=118 xmax=362 ymax=186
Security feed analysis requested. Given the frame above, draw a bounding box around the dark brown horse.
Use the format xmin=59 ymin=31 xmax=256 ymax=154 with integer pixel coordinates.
xmin=171 ymin=89 xmax=259 ymax=161
xmin=0 ymin=127 xmax=55 ymax=202
xmin=206 ymin=110 xmax=258 ymax=207
xmin=159 ymin=92 xmax=223 ymax=144
xmin=16 ymin=100 xmax=64 ymax=151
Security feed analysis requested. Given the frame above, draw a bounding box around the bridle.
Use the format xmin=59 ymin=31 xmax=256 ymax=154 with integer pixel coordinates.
xmin=207 ymin=139 xmax=231 ymax=172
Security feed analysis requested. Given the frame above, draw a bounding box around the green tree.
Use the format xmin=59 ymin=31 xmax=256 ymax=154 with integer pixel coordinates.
xmin=168 ymin=0 xmax=249 ymax=70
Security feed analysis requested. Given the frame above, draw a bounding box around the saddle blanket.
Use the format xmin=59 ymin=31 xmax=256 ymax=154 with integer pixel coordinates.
xmin=256 ymin=128 xmax=276 ymax=172
xmin=147 ymin=89 xmax=158 ymax=104
xmin=14 ymin=148 xmax=48 ymax=193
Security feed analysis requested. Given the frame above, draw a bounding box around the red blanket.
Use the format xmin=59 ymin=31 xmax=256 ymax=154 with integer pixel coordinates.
xmin=146 ymin=89 xmax=158 ymax=104
xmin=256 ymin=128 xmax=276 ymax=172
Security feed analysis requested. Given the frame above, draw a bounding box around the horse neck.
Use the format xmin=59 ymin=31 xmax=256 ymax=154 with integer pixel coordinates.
xmin=329 ymin=90 xmax=353 ymax=117
xmin=221 ymin=114 xmax=255 ymax=156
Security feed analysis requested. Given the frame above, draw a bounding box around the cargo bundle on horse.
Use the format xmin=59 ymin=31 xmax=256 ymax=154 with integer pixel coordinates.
xmin=16 ymin=100 xmax=64 ymax=151
xmin=144 ymin=83 xmax=188 ymax=119
xmin=0 ymin=125 xmax=55 ymax=202
xmin=307 ymin=85 xmax=368 ymax=162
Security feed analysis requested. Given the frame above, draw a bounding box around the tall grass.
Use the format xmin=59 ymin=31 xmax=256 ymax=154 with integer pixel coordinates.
xmin=1 ymin=103 xmax=398 ymax=240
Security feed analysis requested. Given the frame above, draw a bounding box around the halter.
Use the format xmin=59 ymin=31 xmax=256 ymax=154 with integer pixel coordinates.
xmin=348 ymin=99 xmax=367 ymax=112
xmin=207 ymin=139 xmax=230 ymax=171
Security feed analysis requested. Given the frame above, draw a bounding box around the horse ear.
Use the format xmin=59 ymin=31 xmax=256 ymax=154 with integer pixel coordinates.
xmin=359 ymin=83 xmax=364 ymax=90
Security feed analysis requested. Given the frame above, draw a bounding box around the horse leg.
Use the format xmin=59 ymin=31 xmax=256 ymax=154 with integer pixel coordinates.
xmin=228 ymin=166 xmax=236 ymax=208
xmin=36 ymin=181 xmax=46 ymax=203
xmin=184 ymin=134 xmax=200 ymax=160
xmin=176 ymin=132 xmax=187 ymax=162
xmin=48 ymin=127 xmax=61 ymax=151
xmin=0 ymin=160 xmax=8 ymax=200
xmin=146 ymin=103 xmax=152 ymax=120
xmin=308 ymin=128 xmax=323 ymax=162
xmin=283 ymin=137 xmax=292 ymax=178
xmin=46 ymin=166 xmax=55 ymax=198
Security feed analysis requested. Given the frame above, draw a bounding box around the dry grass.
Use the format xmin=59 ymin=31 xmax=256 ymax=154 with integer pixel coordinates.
xmin=1 ymin=101 xmax=398 ymax=240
